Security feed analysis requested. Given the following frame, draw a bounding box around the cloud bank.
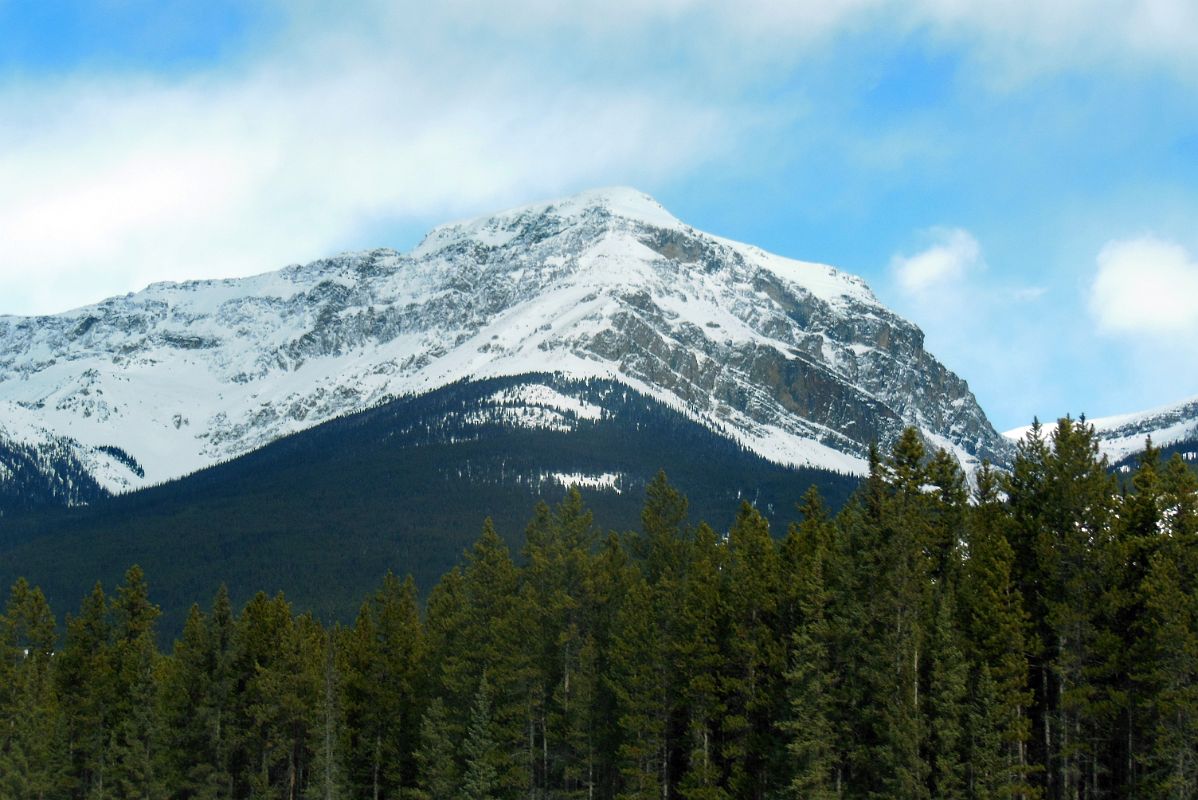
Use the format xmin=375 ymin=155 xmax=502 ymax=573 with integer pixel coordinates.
xmin=2 ymin=1 xmax=1197 ymax=316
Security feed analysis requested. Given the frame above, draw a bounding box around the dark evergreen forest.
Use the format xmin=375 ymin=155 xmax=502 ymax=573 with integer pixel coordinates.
xmin=2 ymin=419 xmax=1197 ymax=799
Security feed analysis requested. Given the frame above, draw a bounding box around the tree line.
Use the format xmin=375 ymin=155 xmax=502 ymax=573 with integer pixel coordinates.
xmin=1 ymin=419 xmax=1196 ymax=799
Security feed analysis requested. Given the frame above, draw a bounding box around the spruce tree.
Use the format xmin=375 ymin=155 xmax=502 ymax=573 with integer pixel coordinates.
xmin=460 ymin=677 xmax=500 ymax=800
xmin=342 ymin=571 xmax=424 ymax=799
xmin=959 ymin=464 xmax=1034 ymax=799
xmin=720 ymin=502 xmax=784 ymax=800
xmin=676 ymin=523 xmax=728 ymax=800
xmin=157 ymin=603 xmax=218 ymax=798
xmin=1041 ymin=418 xmax=1117 ymax=799
xmin=861 ymin=430 xmax=932 ymax=800
xmin=1136 ymin=453 xmax=1198 ymax=799
xmin=469 ymin=519 xmax=538 ymax=796
xmin=57 ymin=581 xmax=114 ymax=799
xmin=636 ymin=469 xmax=689 ymax=582
xmin=1138 ymin=549 xmax=1198 ymax=798
xmin=107 ymin=565 xmax=163 ymax=799
xmin=308 ymin=629 xmax=347 ymax=800
xmin=415 ymin=697 xmax=457 ymax=800
xmin=778 ymin=489 xmax=838 ymax=800
xmin=609 ymin=573 xmax=670 ymax=800
xmin=0 ymin=579 xmax=64 ymax=800
xmin=927 ymin=589 xmax=968 ymax=800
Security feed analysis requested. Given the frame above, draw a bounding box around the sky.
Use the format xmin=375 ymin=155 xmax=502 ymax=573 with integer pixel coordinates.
xmin=1 ymin=1 xmax=1196 ymax=431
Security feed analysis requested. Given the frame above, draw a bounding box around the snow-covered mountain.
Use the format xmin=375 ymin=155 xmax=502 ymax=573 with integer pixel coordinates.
xmin=0 ymin=187 xmax=1010 ymax=499
xmin=1004 ymin=394 xmax=1198 ymax=465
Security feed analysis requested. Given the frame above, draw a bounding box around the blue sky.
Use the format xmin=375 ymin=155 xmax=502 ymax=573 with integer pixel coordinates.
xmin=1 ymin=1 xmax=1196 ymax=431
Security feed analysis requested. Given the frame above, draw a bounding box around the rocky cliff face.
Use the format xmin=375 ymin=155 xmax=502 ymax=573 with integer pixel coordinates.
xmin=0 ymin=187 xmax=1011 ymax=495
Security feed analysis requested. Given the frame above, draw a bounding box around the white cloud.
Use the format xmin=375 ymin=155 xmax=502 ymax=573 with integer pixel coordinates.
xmin=890 ymin=227 xmax=983 ymax=296
xmin=1090 ymin=235 xmax=1198 ymax=335
xmin=905 ymin=0 xmax=1198 ymax=82
xmin=2 ymin=1 xmax=1197 ymax=316
xmin=0 ymin=12 xmax=737 ymax=315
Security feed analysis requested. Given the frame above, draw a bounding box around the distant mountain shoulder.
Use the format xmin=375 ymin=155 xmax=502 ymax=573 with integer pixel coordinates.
xmin=1004 ymin=393 xmax=1198 ymax=470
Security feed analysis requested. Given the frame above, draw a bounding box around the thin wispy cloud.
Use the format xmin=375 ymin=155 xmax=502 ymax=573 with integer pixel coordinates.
xmin=891 ymin=228 xmax=983 ymax=296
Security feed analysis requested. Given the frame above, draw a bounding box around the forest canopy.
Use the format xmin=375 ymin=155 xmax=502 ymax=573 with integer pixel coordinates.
xmin=2 ymin=420 xmax=1196 ymax=800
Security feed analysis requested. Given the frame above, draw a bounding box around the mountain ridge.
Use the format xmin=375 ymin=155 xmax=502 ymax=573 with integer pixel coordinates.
xmin=0 ymin=186 xmax=1010 ymax=503
xmin=1004 ymin=393 xmax=1198 ymax=467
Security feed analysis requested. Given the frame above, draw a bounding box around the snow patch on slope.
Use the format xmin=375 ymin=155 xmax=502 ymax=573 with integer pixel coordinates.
xmin=547 ymin=471 xmax=623 ymax=493
xmin=488 ymin=384 xmax=604 ymax=420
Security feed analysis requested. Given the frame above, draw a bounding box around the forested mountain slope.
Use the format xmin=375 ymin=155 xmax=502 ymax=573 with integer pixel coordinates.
xmin=0 ymin=374 xmax=858 ymax=634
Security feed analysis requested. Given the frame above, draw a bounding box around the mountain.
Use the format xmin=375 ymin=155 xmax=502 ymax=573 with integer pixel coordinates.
xmin=1004 ymin=393 xmax=1198 ymax=471
xmin=0 ymin=187 xmax=1009 ymax=514
xmin=0 ymin=373 xmax=861 ymax=635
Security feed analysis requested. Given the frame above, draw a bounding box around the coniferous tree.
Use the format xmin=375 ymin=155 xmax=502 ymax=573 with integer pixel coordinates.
xmin=0 ymin=579 xmax=64 ymax=800
xmin=10 ymin=418 xmax=1194 ymax=800
xmin=469 ymin=519 xmax=537 ymax=797
xmin=720 ymin=501 xmax=784 ymax=800
xmin=928 ymin=589 xmax=969 ymax=800
xmin=106 ymin=565 xmax=163 ymax=799
xmin=1006 ymin=418 xmax=1119 ymax=800
xmin=858 ymin=430 xmax=932 ymax=800
xmin=779 ymin=488 xmax=839 ymax=800
xmin=559 ymin=633 xmax=601 ymax=800
xmin=414 ymin=697 xmax=457 ymax=800
xmin=609 ymin=573 xmax=669 ymax=800
xmin=636 ymin=469 xmax=689 ymax=583
xmin=960 ymin=464 xmax=1035 ymax=799
xmin=676 ymin=523 xmax=728 ymax=800
xmin=1136 ymin=453 xmax=1198 ymax=799
xmin=57 ymin=581 xmax=113 ymax=800
xmin=460 ymin=677 xmax=499 ymax=800
xmin=528 ymin=490 xmax=602 ymax=796
xmin=157 ymin=603 xmax=219 ymax=798
xmin=342 ymin=572 xmax=424 ymax=800
xmin=1041 ymin=418 xmax=1116 ymax=800
xmin=230 ymin=592 xmax=322 ymax=799
xmin=308 ymin=629 xmax=347 ymax=800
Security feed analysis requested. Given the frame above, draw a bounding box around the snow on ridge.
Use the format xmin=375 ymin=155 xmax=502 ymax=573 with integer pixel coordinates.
xmin=1084 ymin=393 xmax=1198 ymax=432
xmin=467 ymin=186 xmax=679 ymax=233
xmin=717 ymin=237 xmax=879 ymax=309
xmin=1003 ymin=393 xmax=1198 ymax=464
xmin=1004 ymin=394 xmax=1198 ymax=442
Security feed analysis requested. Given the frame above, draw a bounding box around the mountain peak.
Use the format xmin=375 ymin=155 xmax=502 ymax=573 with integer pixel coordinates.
xmin=487 ymin=185 xmax=681 ymax=228
xmin=543 ymin=186 xmax=682 ymax=227
xmin=414 ymin=186 xmax=682 ymax=257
